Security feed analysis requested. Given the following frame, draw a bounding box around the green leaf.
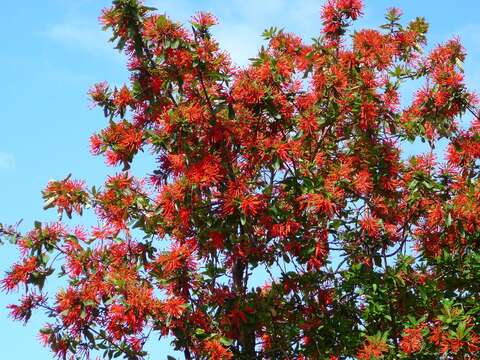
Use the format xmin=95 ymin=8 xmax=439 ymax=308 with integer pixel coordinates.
xmin=83 ymin=329 xmax=96 ymax=344
xmin=455 ymin=58 xmax=464 ymax=72
xmin=446 ymin=212 xmax=453 ymax=227
xmin=41 ymin=253 xmax=50 ymax=265
xmin=43 ymin=197 xmax=56 ymax=210
xmin=83 ymin=300 xmax=96 ymax=307
xmin=272 ymin=157 xmax=282 ymax=171
xmin=156 ymin=14 xmax=169 ymax=28
xmin=228 ymin=103 xmax=235 ymax=120
xmin=8 ymin=234 xmax=18 ymax=245
xmin=171 ymin=39 xmax=180 ymax=49
xmin=195 ymin=328 xmax=206 ymax=335
xmin=219 ymin=337 xmax=233 ymax=346
xmin=115 ymin=37 xmax=127 ymax=51
xmin=240 ymin=214 xmax=246 ymax=226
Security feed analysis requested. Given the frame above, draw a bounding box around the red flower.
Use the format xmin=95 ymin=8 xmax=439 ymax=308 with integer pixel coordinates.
xmin=359 ymin=101 xmax=377 ymax=131
xmin=43 ymin=177 xmax=88 ymax=217
xmin=299 ymin=113 xmax=319 ymax=135
xmin=322 ymin=0 xmax=363 ymax=39
xmin=360 ymin=215 xmax=381 ymax=238
xmin=191 ymin=12 xmax=218 ymax=28
xmin=88 ymin=81 xmax=109 ymax=104
xmin=185 ymin=154 xmax=223 ymax=188
xmin=93 ymin=120 xmax=143 ymax=168
xmin=161 ymin=296 xmax=186 ymax=318
xmin=1 ymin=257 xmax=38 ymax=291
xmin=400 ymin=325 xmax=425 ymax=354
xmin=209 ymin=231 xmax=225 ymax=249
xmin=113 ymin=85 xmax=133 ymax=111
xmin=157 ymin=242 xmax=196 ymax=276
xmin=240 ymin=195 xmax=263 ymax=217
xmin=354 ymin=169 xmax=373 ymax=195
xmin=354 ymin=29 xmax=395 ymax=69
xmin=300 ymin=193 xmax=336 ymax=217
xmin=203 ymin=339 xmax=233 ymax=360
xmin=357 ymin=337 xmax=388 ymax=359
xmin=8 ymin=294 xmax=45 ymax=323
xmin=232 ymin=73 xmax=265 ymax=106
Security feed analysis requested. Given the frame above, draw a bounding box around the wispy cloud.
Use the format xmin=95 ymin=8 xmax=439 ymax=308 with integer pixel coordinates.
xmin=45 ymin=21 xmax=112 ymax=54
xmin=0 ymin=152 xmax=15 ymax=170
xmin=213 ymin=0 xmax=324 ymax=65
xmin=41 ymin=0 xmax=120 ymax=57
xmin=454 ymin=24 xmax=480 ymax=92
xmin=151 ymin=0 xmax=326 ymax=65
xmin=213 ymin=24 xmax=263 ymax=66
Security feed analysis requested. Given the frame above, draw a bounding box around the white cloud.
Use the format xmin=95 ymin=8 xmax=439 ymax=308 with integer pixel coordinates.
xmin=227 ymin=0 xmax=288 ymax=20
xmin=454 ymin=24 xmax=480 ymax=92
xmin=150 ymin=0 xmax=326 ymax=66
xmin=0 ymin=152 xmax=15 ymax=170
xmin=45 ymin=21 xmax=112 ymax=54
xmin=213 ymin=24 xmax=263 ymax=66
xmin=42 ymin=0 xmax=120 ymax=56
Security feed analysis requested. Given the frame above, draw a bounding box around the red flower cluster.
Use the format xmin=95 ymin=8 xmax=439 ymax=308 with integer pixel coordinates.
xmin=90 ymin=120 xmax=143 ymax=169
xmin=357 ymin=337 xmax=388 ymax=360
xmin=2 ymin=1 xmax=480 ymax=359
xmin=322 ymin=0 xmax=363 ymax=40
xmin=400 ymin=324 xmax=425 ymax=354
xmin=43 ymin=177 xmax=88 ymax=218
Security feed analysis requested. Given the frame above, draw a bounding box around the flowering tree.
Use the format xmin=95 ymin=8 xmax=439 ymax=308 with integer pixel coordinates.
xmin=2 ymin=0 xmax=480 ymax=358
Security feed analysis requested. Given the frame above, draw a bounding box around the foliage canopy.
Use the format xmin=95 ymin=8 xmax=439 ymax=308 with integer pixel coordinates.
xmin=2 ymin=0 xmax=480 ymax=359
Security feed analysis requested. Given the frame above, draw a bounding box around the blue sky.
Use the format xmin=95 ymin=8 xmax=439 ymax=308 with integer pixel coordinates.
xmin=1 ymin=0 xmax=479 ymax=358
